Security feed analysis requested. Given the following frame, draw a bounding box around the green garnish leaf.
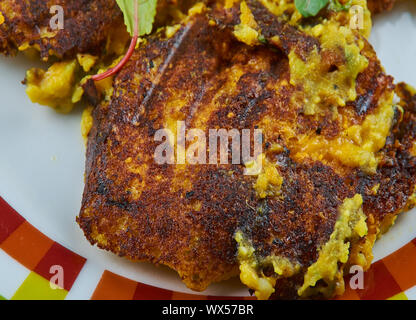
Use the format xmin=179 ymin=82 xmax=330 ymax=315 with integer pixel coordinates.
xmin=295 ymin=0 xmax=329 ymax=17
xmin=92 ymin=0 xmax=157 ymax=81
xmin=116 ymin=0 xmax=158 ymax=36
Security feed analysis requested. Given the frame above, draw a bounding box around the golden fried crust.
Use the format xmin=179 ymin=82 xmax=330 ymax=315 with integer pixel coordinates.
xmin=80 ymin=14 xmax=253 ymax=290
xmin=78 ymin=5 xmax=416 ymax=296
xmin=0 ymin=0 xmax=122 ymax=59
xmin=367 ymin=0 xmax=396 ymax=14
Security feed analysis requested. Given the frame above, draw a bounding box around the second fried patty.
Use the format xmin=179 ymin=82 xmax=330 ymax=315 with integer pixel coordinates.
xmin=0 ymin=0 xmax=123 ymax=60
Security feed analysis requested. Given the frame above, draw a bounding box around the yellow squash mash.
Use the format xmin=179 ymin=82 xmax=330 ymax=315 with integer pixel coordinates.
xmin=298 ymin=194 xmax=367 ymax=297
xmin=235 ymin=231 xmax=300 ymax=300
xmin=289 ymin=20 xmax=369 ymax=115
xmin=81 ymin=106 xmax=94 ymax=142
xmin=249 ymin=153 xmax=284 ymax=199
xmin=233 ymin=1 xmax=260 ymax=46
xmin=236 ymin=194 xmax=367 ymax=300
xmin=25 ymin=60 xmax=79 ymax=113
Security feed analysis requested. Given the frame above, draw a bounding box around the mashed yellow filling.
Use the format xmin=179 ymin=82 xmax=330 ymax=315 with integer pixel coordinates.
xmin=225 ymin=0 xmax=239 ymax=9
xmin=292 ymin=93 xmax=394 ymax=173
xmin=258 ymin=0 xmax=302 ymax=25
xmin=230 ymin=0 xmax=386 ymax=174
xmin=236 ymin=194 xmax=367 ymax=300
xmin=81 ymin=106 xmax=94 ymax=142
xmin=298 ymin=194 xmax=367 ymax=298
xmin=235 ymin=231 xmax=300 ymax=300
xmin=231 ymin=1 xmax=371 ymax=115
xmin=258 ymin=86 xmax=394 ymax=174
xmin=165 ymin=24 xmax=181 ymax=38
xmin=188 ymin=2 xmax=206 ymax=16
xmin=76 ymin=54 xmax=98 ymax=72
xmin=26 ymin=60 xmax=78 ymax=113
xmin=18 ymin=16 xmax=130 ymax=113
xmin=289 ymin=20 xmax=369 ymax=115
xmin=248 ymin=153 xmax=283 ymax=199
xmin=233 ymin=1 xmax=260 ymax=46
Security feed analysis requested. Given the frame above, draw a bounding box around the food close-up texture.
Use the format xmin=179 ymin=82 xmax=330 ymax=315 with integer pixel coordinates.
xmin=1 ymin=0 xmax=415 ymax=300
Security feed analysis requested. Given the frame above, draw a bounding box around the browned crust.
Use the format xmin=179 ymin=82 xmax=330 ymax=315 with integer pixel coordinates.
xmin=0 ymin=0 xmax=123 ymax=59
xmin=367 ymin=0 xmax=397 ymax=14
xmin=77 ymin=4 xmax=416 ymax=297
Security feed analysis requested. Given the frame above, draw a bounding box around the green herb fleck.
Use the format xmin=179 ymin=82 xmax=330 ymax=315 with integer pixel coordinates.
xmin=328 ymin=0 xmax=352 ymax=12
xmin=295 ymin=0 xmax=329 ymax=17
xmin=258 ymin=34 xmax=268 ymax=44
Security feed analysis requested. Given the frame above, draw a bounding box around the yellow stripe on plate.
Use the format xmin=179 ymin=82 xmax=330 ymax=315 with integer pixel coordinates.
xmin=12 ymin=272 xmax=68 ymax=300
xmin=387 ymin=292 xmax=408 ymax=300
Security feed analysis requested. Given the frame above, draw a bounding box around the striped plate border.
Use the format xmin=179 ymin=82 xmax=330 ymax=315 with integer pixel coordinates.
xmin=1 ymin=196 xmax=415 ymax=300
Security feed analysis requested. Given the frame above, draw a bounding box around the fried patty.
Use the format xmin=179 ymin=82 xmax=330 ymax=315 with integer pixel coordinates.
xmin=0 ymin=0 xmax=123 ymax=60
xmin=78 ymin=1 xmax=416 ymax=299
xmin=367 ymin=0 xmax=397 ymax=14
xmin=0 ymin=0 xmax=201 ymax=61
xmin=0 ymin=0 xmax=398 ymax=61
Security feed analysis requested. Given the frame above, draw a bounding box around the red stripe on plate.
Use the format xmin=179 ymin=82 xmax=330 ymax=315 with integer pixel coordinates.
xmin=133 ymin=282 xmax=173 ymax=300
xmin=0 ymin=197 xmax=25 ymax=244
xmin=382 ymin=241 xmax=416 ymax=292
xmin=357 ymin=260 xmax=402 ymax=300
xmin=34 ymin=242 xmax=86 ymax=291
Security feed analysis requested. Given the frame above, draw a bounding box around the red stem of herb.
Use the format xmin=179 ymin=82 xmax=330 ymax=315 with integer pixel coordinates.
xmin=92 ymin=0 xmax=139 ymax=82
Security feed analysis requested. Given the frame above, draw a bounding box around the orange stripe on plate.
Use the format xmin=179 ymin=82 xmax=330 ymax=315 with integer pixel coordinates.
xmin=383 ymin=241 xmax=416 ymax=292
xmin=91 ymin=271 xmax=137 ymax=300
xmin=0 ymin=221 xmax=54 ymax=270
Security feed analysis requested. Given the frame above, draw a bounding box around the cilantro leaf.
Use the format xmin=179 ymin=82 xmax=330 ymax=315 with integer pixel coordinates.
xmin=295 ymin=0 xmax=329 ymax=17
xmin=116 ymin=0 xmax=158 ymax=36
